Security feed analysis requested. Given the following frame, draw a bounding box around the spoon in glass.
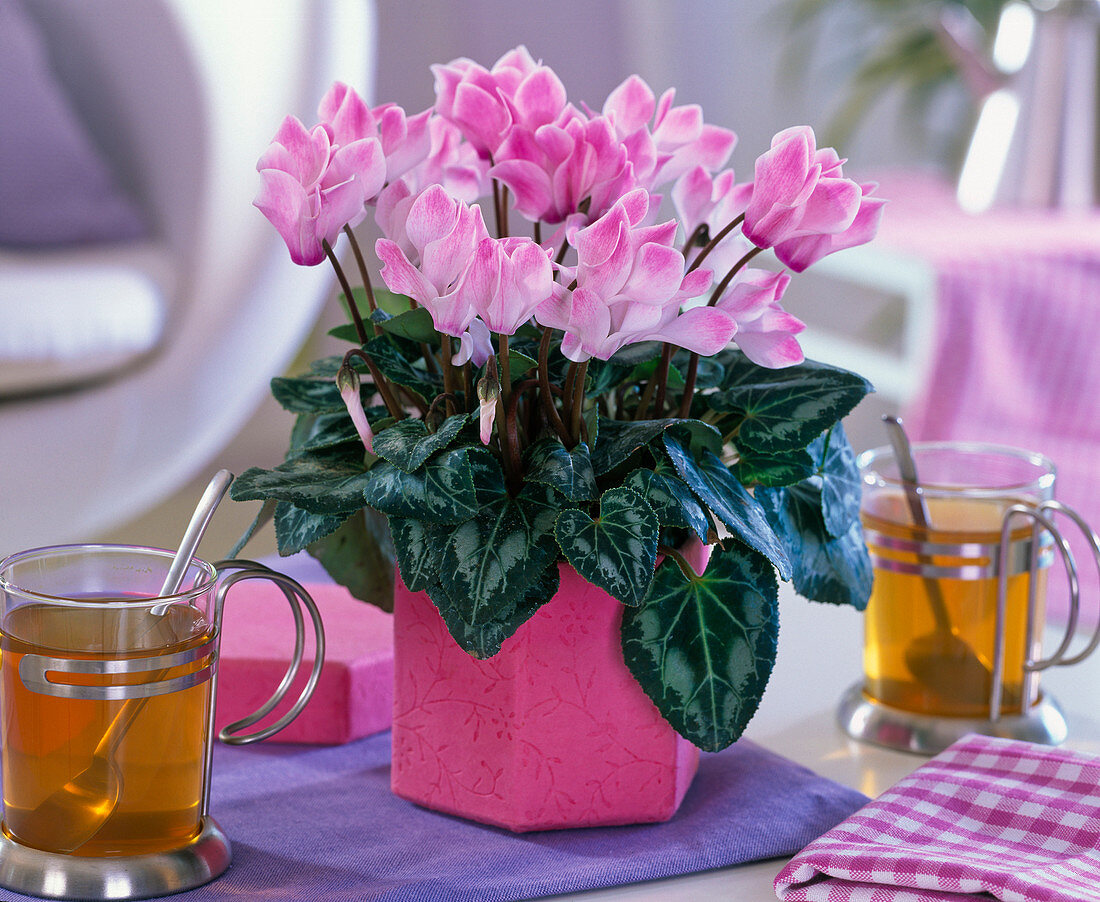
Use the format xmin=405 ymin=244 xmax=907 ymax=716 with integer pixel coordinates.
xmin=882 ymin=417 xmax=992 ymax=706
xmin=27 ymin=469 xmax=233 ymax=854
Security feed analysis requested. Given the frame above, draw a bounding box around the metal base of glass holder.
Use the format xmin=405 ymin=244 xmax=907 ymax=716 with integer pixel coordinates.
xmin=837 ymin=681 xmax=1068 ymax=756
xmin=0 ymin=816 xmax=230 ymax=900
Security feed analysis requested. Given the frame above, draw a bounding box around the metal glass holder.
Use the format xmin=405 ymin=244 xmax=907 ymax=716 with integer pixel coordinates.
xmin=0 ymin=559 xmax=324 ymax=900
xmin=840 ymin=500 xmax=1100 ymax=755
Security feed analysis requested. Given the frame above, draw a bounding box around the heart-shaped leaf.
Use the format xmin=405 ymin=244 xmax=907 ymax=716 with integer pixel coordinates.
xmin=372 ymin=414 xmax=469 ymax=473
xmin=756 ymin=481 xmax=872 ymax=609
xmin=427 ymin=562 xmax=560 ymax=658
xmin=524 ymin=438 xmax=597 ymax=501
xmin=624 ymin=462 xmax=711 ymax=542
xmin=390 ymin=516 xmax=446 ymax=592
xmin=554 ymin=486 xmax=659 ymax=606
xmin=663 ymin=432 xmax=791 ymax=580
xmin=621 ymin=544 xmax=779 ymax=752
xmin=362 ymin=448 xmax=480 ymax=524
xmin=437 ymin=484 xmax=561 ymax=625
xmin=708 ymin=351 xmax=873 ymax=453
xmin=290 ymin=408 xmax=390 ymax=454
xmin=232 ymin=446 xmax=374 ymax=515
xmin=274 ymin=501 xmax=352 ymax=556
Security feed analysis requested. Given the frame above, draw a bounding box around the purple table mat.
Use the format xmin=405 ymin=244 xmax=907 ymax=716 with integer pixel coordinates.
xmin=1 ymin=735 xmax=866 ymax=901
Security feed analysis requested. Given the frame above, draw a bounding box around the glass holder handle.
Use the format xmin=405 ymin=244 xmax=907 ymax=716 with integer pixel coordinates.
xmin=990 ymin=501 xmax=1100 ymax=722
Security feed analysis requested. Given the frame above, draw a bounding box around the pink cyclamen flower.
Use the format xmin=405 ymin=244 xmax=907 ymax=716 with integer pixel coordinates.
xmin=375 ymin=185 xmax=489 ymax=337
xmin=714 ymin=268 xmax=805 ymax=368
xmin=603 ymin=75 xmax=736 ymax=191
xmin=432 ymin=46 xmax=567 ymax=157
xmin=454 ymin=236 xmax=554 ymax=335
xmin=337 ymin=366 xmax=374 ymax=454
xmin=742 ymin=126 xmax=862 ymax=251
xmin=490 ymin=111 xmax=635 ymax=232
xmin=672 ymin=165 xmax=755 ymax=270
xmin=536 ymin=189 xmax=734 ymax=361
xmin=773 ymin=182 xmax=886 ymax=272
xmin=254 ymin=115 xmax=386 ymax=265
xmin=318 ymin=82 xmax=432 ymax=189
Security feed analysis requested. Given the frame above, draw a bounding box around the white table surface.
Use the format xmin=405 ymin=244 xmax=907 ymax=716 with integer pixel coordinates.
xmin=542 ymin=584 xmax=1100 ymax=902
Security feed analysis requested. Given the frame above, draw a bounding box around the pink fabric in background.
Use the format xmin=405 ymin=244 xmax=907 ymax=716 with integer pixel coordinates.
xmin=872 ymin=172 xmax=1100 ymax=619
xmin=775 ymin=734 xmax=1100 ymax=902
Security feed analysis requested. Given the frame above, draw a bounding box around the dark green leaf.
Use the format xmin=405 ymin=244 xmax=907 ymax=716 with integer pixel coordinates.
xmin=709 ymin=351 xmax=873 ymax=452
xmin=270 ymin=375 xmax=347 ymax=414
xmin=427 ymin=562 xmax=560 ymax=658
xmin=306 ymin=509 xmax=396 ymax=609
xmin=524 ymin=438 xmax=596 ymax=501
xmin=291 ymin=408 xmax=389 ymax=454
xmin=734 ymin=444 xmax=815 ymax=488
xmin=756 ymin=481 xmax=871 ymax=610
xmin=554 ymin=486 xmax=659 ymax=606
xmin=327 ymin=322 xmax=362 ymax=344
xmin=231 ymin=445 xmax=374 ymax=515
xmin=590 ymin=417 xmax=721 ymax=476
xmin=390 ymin=516 xmax=445 ymax=592
xmin=609 ymin=341 xmax=663 ymax=365
xmin=621 ymin=545 xmax=779 ymax=751
xmin=624 ymin=462 xmax=711 ymax=542
xmin=663 ymin=432 xmax=791 ymax=580
xmin=814 ymin=424 xmax=862 ymax=539
xmin=586 ymin=358 xmax=634 ymax=397
xmin=362 ymin=447 xmax=480 ymax=524
xmin=364 ymin=336 xmax=443 ymax=404
xmin=671 ymin=349 xmax=725 ymax=390
xmin=437 ymin=483 xmax=561 ymax=624
xmin=274 ymin=501 xmax=352 ymax=556
xmin=371 ymin=414 xmax=469 ymax=473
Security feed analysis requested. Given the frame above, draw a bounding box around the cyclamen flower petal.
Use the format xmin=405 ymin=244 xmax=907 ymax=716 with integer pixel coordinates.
xmin=456 ymin=237 xmax=554 ymax=336
xmin=773 ymin=182 xmax=886 ymax=272
xmin=254 ymin=115 xmax=381 ymax=265
xmin=453 ymin=317 xmax=493 ymax=368
xmin=375 ymin=185 xmax=487 ymax=337
xmin=318 ymin=83 xmax=431 ymax=187
xmin=742 ymin=126 xmax=862 ymax=250
xmin=714 ymin=268 xmax=805 ymax=368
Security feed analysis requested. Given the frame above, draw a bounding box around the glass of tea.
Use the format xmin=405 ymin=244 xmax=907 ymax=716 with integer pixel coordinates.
xmin=0 ymin=544 xmax=323 ymax=868
xmin=858 ymin=442 xmax=1055 ymax=720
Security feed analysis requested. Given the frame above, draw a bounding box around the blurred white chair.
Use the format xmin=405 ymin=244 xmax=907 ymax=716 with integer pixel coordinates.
xmin=0 ymin=0 xmax=376 ymax=552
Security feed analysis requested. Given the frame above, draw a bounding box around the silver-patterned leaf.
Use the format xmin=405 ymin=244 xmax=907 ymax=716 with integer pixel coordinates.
xmin=554 ymin=486 xmax=659 ymax=606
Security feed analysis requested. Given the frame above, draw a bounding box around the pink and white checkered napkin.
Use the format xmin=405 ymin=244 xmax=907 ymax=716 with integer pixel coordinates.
xmin=774 ymin=734 xmax=1100 ymax=902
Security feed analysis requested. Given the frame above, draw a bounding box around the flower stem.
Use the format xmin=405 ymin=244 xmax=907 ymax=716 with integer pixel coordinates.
xmin=570 ymin=360 xmax=588 ymax=446
xmin=323 ymin=239 xmax=368 ymax=345
xmin=677 ymin=352 xmax=699 ymax=419
xmin=653 ymin=343 xmax=673 ymax=417
xmin=687 ymin=213 xmax=745 ymax=275
xmin=442 ymin=336 xmax=457 ymax=417
xmin=708 ymin=245 xmax=764 ymax=306
xmin=538 ymin=327 xmax=572 ymax=444
xmin=342 ymin=225 xmax=381 ymax=328
xmin=496 ymin=333 xmax=519 ymax=487
xmin=657 ymin=544 xmax=699 ymax=581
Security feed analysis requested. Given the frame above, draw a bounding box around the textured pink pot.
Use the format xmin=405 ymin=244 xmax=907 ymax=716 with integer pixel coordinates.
xmin=391 ymin=563 xmax=700 ymax=832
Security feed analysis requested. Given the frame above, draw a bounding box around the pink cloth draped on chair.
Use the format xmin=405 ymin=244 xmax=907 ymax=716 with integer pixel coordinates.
xmin=873 ymin=171 xmax=1100 ymax=620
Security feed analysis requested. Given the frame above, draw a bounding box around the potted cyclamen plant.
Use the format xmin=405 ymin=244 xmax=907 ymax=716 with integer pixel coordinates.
xmin=233 ymin=46 xmax=882 ymax=832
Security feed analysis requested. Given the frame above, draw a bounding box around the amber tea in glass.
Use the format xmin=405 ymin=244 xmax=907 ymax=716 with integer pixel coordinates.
xmin=0 ymin=546 xmax=218 ymax=857
xmin=859 ymin=443 xmax=1055 ymax=719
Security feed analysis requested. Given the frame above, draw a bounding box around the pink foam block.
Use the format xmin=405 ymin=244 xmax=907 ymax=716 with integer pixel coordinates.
xmin=214 ymin=580 xmax=393 ymax=745
xmin=391 ymin=564 xmax=700 ymax=831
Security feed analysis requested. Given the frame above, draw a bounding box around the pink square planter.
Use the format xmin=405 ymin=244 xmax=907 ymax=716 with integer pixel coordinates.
xmin=391 ymin=563 xmax=700 ymax=832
